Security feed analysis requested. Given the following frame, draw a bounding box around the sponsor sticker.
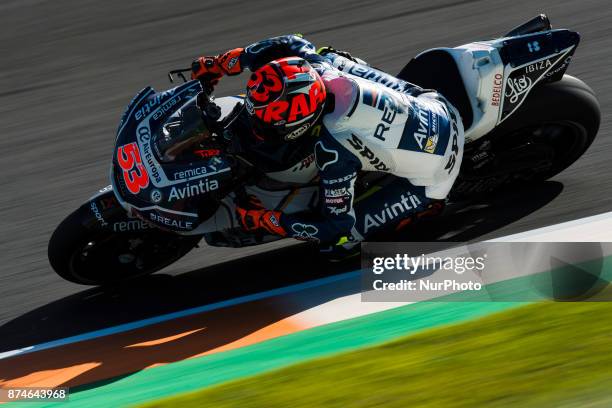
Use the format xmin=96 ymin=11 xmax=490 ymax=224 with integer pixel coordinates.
xmin=424 ymin=133 xmax=439 ymax=154
xmin=323 ymin=172 xmax=357 ymax=185
xmin=291 ymin=223 xmax=319 ymax=241
xmin=499 ymin=49 xmax=571 ymax=122
xmin=168 ymin=178 xmax=219 ymax=202
xmin=363 ymin=192 xmax=423 ymax=234
xmin=150 ymin=189 xmax=163 ymax=203
xmin=413 ymin=106 xmax=439 ymax=152
xmin=444 ymin=112 xmax=460 ymax=175
xmin=491 ymin=73 xmax=503 ymax=106
xmin=347 ymin=134 xmax=390 ymax=171
xmin=90 ymin=201 xmax=109 ymax=227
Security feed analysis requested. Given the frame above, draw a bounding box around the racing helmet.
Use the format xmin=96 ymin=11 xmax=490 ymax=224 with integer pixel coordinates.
xmin=245 ymin=56 xmax=326 ymax=143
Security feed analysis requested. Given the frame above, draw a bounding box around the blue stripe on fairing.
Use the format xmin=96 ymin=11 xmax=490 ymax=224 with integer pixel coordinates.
xmin=0 ymin=270 xmax=361 ymax=360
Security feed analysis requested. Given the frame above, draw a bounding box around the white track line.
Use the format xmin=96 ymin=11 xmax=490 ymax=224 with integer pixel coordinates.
xmin=0 ymin=271 xmax=359 ymax=360
xmin=489 ymin=211 xmax=612 ymax=242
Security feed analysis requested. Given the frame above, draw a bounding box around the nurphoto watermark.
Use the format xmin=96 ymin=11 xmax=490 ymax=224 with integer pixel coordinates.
xmin=361 ymin=242 xmax=612 ymax=302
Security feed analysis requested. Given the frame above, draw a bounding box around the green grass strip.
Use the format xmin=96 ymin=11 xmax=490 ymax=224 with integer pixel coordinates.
xmin=140 ymin=299 xmax=612 ymax=408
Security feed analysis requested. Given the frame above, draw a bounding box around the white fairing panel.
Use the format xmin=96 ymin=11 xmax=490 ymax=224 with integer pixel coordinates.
xmin=424 ymin=39 xmax=576 ymax=143
xmin=418 ymin=43 xmax=505 ymax=143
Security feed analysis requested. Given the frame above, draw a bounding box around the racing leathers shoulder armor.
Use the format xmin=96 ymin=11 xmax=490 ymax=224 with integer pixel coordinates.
xmin=229 ymin=35 xmax=465 ymax=245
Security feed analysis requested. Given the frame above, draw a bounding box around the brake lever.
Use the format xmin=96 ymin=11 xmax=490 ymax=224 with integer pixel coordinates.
xmin=168 ymin=66 xmax=218 ymax=100
xmin=167 ymin=68 xmax=192 ymax=83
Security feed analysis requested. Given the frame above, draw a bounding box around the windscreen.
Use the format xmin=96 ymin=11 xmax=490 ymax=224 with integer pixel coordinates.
xmin=155 ymin=99 xmax=211 ymax=163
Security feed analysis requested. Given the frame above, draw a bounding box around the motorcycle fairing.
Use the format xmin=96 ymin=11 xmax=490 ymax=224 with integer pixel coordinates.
xmin=111 ymin=80 xmax=234 ymax=232
xmin=496 ymin=30 xmax=580 ymax=122
xmin=400 ymin=29 xmax=580 ymax=143
xmin=84 ymin=185 xmax=156 ymax=232
xmin=499 ymin=29 xmax=580 ymax=69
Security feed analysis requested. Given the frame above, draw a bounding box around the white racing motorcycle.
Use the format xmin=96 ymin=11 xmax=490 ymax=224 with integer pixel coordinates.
xmin=49 ymin=14 xmax=600 ymax=285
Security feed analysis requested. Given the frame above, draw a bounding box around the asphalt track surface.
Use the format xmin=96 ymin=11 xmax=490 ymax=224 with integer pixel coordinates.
xmin=1 ymin=0 xmax=611 ymax=352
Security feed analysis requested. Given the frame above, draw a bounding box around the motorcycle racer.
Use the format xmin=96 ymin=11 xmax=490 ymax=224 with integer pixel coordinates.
xmin=191 ymin=34 xmax=465 ymax=250
xmin=52 ymin=15 xmax=599 ymax=285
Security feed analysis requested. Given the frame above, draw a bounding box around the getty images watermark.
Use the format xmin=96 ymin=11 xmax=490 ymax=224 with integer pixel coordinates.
xmin=361 ymin=242 xmax=612 ymax=302
xmin=371 ymin=253 xmax=486 ymax=292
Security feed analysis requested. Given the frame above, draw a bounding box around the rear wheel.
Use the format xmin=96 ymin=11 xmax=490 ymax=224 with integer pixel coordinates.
xmin=48 ymin=206 xmax=202 ymax=285
xmin=452 ymin=75 xmax=600 ymax=197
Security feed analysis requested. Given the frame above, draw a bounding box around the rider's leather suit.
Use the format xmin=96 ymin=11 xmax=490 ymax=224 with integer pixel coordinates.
xmin=225 ymin=35 xmax=464 ymax=245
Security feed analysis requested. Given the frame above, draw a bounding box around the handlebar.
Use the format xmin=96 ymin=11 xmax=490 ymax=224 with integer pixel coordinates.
xmin=168 ymin=67 xmax=216 ymax=95
xmin=167 ymin=68 xmax=191 ymax=83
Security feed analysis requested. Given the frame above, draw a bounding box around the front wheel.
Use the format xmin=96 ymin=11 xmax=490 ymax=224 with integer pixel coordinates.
xmin=48 ymin=206 xmax=202 ymax=285
xmin=452 ymin=75 xmax=601 ymax=197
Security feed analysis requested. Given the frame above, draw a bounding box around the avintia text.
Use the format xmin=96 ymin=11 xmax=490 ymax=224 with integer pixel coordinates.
xmin=168 ymin=178 xmax=219 ymax=201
